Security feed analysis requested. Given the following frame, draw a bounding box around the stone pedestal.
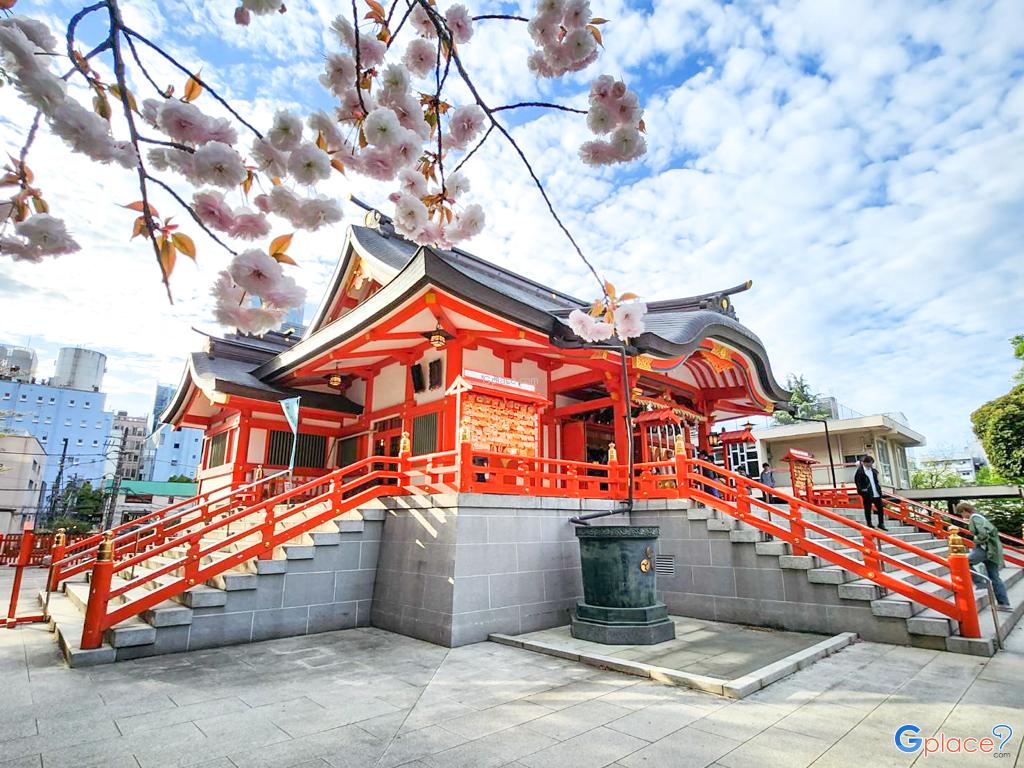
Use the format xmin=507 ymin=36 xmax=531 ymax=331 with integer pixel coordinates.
xmin=571 ymin=525 xmax=675 ymax=645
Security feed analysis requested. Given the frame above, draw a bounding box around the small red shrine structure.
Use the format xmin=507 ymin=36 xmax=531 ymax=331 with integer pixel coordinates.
xmin=162 ymin=212 xmax=791 ymax=496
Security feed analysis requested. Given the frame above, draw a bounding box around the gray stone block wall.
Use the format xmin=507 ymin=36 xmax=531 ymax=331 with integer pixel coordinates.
xmin=370 ymin=493 xmax=628 ymax=647
xmin=631 ymin=502 xmax=913 ymax=645
xmin=114 ymin=515 xmax=384 ymax=661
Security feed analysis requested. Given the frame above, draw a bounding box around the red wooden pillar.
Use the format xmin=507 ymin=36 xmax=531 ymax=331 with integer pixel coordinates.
xmin=443 ymin=343 xmax=463 ymax=451
xmin=80 ymin=532 xmax=114 ymax=649
xmin=233 ymin=410 xmax=252 ymax=486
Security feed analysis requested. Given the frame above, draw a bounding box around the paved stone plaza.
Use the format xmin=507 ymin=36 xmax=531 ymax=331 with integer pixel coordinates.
xmin=0 ymin=580 xmax=1022 ymax=768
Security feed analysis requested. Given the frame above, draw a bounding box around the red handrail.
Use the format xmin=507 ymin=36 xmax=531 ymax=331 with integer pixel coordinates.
xmin=80 ymin=457 xmax=402 ymax=648
xmin=810 ymin=486 xmax=1024 ymax=567
xmin=680 ymin=456 xmax=980 ymax=636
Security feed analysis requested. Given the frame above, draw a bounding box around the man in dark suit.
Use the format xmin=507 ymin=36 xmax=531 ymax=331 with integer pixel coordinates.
xmin=854 ymin=455 xmax=887 ymax=530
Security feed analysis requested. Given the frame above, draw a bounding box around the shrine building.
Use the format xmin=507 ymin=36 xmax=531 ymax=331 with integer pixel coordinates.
xmin=164 ymin=211 xmax=790 ymax=499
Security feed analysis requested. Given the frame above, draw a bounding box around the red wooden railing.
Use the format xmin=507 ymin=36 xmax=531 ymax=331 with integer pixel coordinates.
xmin=79 ymin=457 xmax=403 ymax=648
xmin=69 ymin=444 xmax=990 ymax=648
xmin=808 ymin=486 xmax=1024 ymax=568
xmin=1 ymin=533 xmax=90 ymax=567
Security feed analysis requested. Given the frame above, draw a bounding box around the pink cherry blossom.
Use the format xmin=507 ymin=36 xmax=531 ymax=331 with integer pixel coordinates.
xmin=261 ymin=274 xmax=306 ymax=309
xmin=563 ymin=0 xmax=591 ymax=29
xmin=193 ymin=190 xmax=236 ymax=232
xmin=449 ymin=104 xmax=486 ymax=146
xmin=403 ymin=38 xmax=435 ymax=77
xmin=229 ymin=210 xmax=271 ymax=240
xmin=410 ymin=4 xmax=438 ymax=38
xmin=445 ymin=4 xmax=473 ymax=44
xmin=229 ymin=249 xmax=282 ymax=296
xmin=568 ymin=309 xmax=614 ymax=343
xmin=613 ymin=301 xmax=647 ymax=341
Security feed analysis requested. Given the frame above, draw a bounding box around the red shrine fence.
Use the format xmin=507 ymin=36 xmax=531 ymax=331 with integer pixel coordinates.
xmin=22 ymin=440 xmax=1020 ymax=647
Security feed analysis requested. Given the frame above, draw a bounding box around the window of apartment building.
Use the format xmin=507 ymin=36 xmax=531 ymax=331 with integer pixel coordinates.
xmin=80 ymin=420 xmax=87 ymax=427
xmin=18 ymin=394 xmax=26 ymax=401
xmin=84 ymin=401 xmax=91 ymax=409
xmin=49 ymin=397 xmax=55 ymax=403
xmin=64 ymin=418 xmax=71 ymax=426
xmin=92 ymin=440 xmax=99 ymax=447
xmin=95 ymin=421 xmax=102 ymax=428
xmin=44 ymin=416 xmax=51 ymax=424
xmin=69 ymin=399 xmax=75 ymax=406
xmin=40 ymin=434 xmax=47 ymax=442
xmin=14 ymin=413 xmax=22 ymax=421
xmin=36 ymin=396 xmax=43 ymax=403
xmin=1 ymin=392 xmax=9 ymax=399
xmin=76 ymin=438 xmax=83 ymax=446
xmin=875 ymin=440 xmax=893 ymax=485
xmin=173 ymin=442 xmax=180 ymax=449
xmin=31 ymin=415 xmax=39 ymax=423
xmin=28 ymin=479 xmax=34 ymax=490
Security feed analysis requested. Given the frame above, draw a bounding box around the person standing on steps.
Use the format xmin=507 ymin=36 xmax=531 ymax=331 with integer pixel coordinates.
xmin=759 ymin=462 xmax=776 ymax=502
xmin=958 ymin=502 xmax=1013 ymax=612
xmin=854 ymin=455 xmax=887 ymax=530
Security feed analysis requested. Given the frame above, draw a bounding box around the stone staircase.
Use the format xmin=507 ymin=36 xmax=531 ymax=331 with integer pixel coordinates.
xmin=635 ymin=500 xmax=1024 ymax=657
xmin=41 ymin=501 xmax=386 ymax=667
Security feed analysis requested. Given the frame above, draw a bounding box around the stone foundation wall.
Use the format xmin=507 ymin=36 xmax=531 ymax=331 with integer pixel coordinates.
xmin=370 ymin=493 xmax=628 ymax=646
xmin=631 ymin=501 xmax=913 ymax=644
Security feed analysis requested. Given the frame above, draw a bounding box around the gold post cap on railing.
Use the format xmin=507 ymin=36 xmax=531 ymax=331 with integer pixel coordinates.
xmin=97 ymin=531 xmax=115 ymax=561
xmin=54 ymin=527 xmax=67 ymax=546
xmin=607 ymin=443 xmax=618 ymax=464
xmin=399 ymin=431 xmax=411 ymax=455
xmin=673 ymin=435 xmax=685 ymax=454
xmin=947 ymin=526 xmax=967 ymax=556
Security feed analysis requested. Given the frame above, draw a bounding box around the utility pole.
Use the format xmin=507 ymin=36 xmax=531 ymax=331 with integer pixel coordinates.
xmin=103 ymin=427 xmax=128 ymax=531
xmin=44 ymin=437 xmax=69 ymax=528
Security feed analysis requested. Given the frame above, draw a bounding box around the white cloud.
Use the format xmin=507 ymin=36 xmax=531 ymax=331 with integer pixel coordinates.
xmin=1 ymin=0 xmax=1022 ymax=452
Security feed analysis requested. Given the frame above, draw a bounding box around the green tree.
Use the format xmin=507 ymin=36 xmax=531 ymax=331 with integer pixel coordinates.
xmin=166 ymin=474 xmax=194 ymax=483
xmin=772 ymin=374 xmax=834 ymax=425
xmin=974 ymin=499 xmax=1024 ymax=540
xmin=971 ymin=383 xmax=1024 ymax=484
xmin=910 ymin=467 xmax=962 ymax=489
xmin=69 ymin=481 xmax=106 ymax=527
xmin=1012 ymin=333 xmax=1024 ymax=383
xmin=46 ymin=516 xmax=93 ymax=535
xmin=973 ymin=465 xmax=1006 ymax=486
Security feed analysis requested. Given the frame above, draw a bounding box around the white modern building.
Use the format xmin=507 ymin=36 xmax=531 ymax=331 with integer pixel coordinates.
xmin=915 ymin=455 xmax=982 ymax=484
xmin=0 ymin=434 xmax=46 ymax=533
xmin=101 ymin=480 xmax=197 ymax=527
xmin=754 ymin=413 xmax=926 ymax=490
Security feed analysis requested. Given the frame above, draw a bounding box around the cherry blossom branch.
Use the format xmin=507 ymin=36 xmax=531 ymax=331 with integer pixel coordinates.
xmin=122 ymin=27 xmax=263 ymax=139
xmin=472 ymin=14 xmax=528 ymax=22
xmin=413 ymin=0 xmax=607 ymax=297
xmin=106 ymin=0 xmax=171 ymax=299
xmin=350 ymin=0 xmax=369 ymax=117
xmin=493 ymin=102 xmax=587 ymax=115
xmin=145 ymin=175 xmax=238 ymax=257
xmin=123 ymin=31 xmax=168 ymax=96
xmin=451 ymin=124 xmax=493 ymax=174
xmin=136 ymin=135 xmax=194 ymax=152
xmin=384 ymin=1 xmax=416 ymax=51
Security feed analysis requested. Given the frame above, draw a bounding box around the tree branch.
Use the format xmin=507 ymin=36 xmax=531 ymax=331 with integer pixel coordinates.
xmin=493 ymin=102 xmax=587 ymax=115
xmin=123 ymin=31 xmax=167 ymax=96
xmin=472 ymin=14 xmax=528 ymax=22
xmin=350 ymin=0 xmax=369 ymax=117
xmin=412 ymin=0 xmax=606 ymax=298
xmin=145 ymin=175 xmax=238 ymax=257
xmin=122 ymin=27 xmax=263 ymax=138
xmin=451 ymin=124 xmax=492 ymax=174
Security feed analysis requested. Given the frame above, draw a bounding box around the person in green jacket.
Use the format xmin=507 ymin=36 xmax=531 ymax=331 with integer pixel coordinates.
xmin=956 ymin=502 xmax=1012 ymax=611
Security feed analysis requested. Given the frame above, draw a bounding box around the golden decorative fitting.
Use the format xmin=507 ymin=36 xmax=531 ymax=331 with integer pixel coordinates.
xmin=639 ymin=558 xmax=651 ymax=573
xmin=633 ymin=355 xmax=653 ymax=371
xmin=460 ymin=421 xmax=471 ymax=443
xmin=399 ymin=431 xmax=411 ymax=454
xmin=674 ymin=435 xmax=686 ymax=454
xmin=54 ymin=527 xmax=67 ymax=546
xmin=607 ymin=443 xmax=618 ymax=464
xmin=97 ymin=531 xmax=114 ymax=561
xmin=947 ymin=526 xmax=967 ymax=556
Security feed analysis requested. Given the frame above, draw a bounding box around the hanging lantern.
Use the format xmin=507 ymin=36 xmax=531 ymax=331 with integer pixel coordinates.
xmin=328 ymin=373 xmax=343 ymax=388
xmin=422 ymin=321 xmax=454 ymax=350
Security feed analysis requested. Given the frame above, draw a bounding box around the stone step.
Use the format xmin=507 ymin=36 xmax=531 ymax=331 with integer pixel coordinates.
xmin=874 ymin=564 xmax=1024 ymax=622
xmin=63 ymin=583 xmax=159 ymax=648
xmin=807 ymin=539 xmax=949 ymax=585
xmin=838 ymin=556 xmax=953 ymax=602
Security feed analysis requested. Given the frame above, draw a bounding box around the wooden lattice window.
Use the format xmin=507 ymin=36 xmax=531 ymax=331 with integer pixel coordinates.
xmin=208 ymin=432 xmax=229 ymax=468
xmin=267 ymin=430 xmax=326 ymax=468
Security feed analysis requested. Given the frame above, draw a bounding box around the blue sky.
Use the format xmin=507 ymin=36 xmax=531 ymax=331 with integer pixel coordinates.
xmin=2 ymin=0 xmax=1023 ymax=456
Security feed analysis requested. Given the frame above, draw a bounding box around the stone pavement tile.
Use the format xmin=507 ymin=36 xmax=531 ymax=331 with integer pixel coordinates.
xmin=523 ymin=676 xmax=636 ymax=711
xmin=0 ymin=711 xmax=37 ymax=742
xmin=527 ymin=699 xmax=633 ymax=741
xmin=772 ymin=701 xmax=865 ymax=742
xmin=595 ymin=681 xmax=688 ymax=712
xmin=374 ymin=723 xmax=470 ymax=768
xmin=422 ymin=723 xmax=557 ymax=768
xmin=606 ymin=699 xmax=711 ymax=742
xmin=715 ymin=725 xmax=833 ymax=768
xmin=809 ymin=734 xmax=915 ymax=768
xmin=226 ymin=723 xmax=381 ymax=768
xmin=975 ymin=651 xmax=1024 ymax=684
xmin=441 ymin=699 xmax=553 ymax=739
xmin=618 ymin=724 xmax=743 ymax=768
xmin=260 ymin=693 xmax=401 ymax=737
xmin=686 ymin=700 xmax=788 ymax=742
xmin=355 ymin=710 xmax=408 ymax=741
xmin=518 ymin=725 xmax=648 ymax=768
xmin=0 ymin=756 xmax=42 ymax=768
xmin=115 ymin=695 xmax=252 ymax=735
xmin=41 ymin=721 xmax=202 ymax=768
xmin=398 ymin=694 xmax=478 ymax=733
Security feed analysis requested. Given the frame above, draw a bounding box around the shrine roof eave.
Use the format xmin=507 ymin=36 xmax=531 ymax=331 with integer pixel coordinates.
xmin=161 ymin=352 xmax=362 ymax=427
xmin=256 ymin=247 xmax=564 ymax=383
xmin=548 ymin=311 xmax=791 ymax=407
